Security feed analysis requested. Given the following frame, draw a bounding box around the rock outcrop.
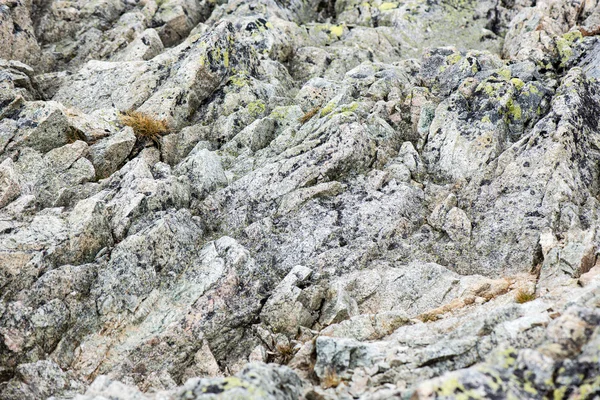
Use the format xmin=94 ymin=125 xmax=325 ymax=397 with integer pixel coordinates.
xmin=2 ymin=0 xmax=600 ymax=399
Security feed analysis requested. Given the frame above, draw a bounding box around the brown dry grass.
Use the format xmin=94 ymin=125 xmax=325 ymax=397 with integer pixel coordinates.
xmin=119 ymin=110 xmax=169 ymax=144
xmin=66 ymin=127 xmax=87 ymax=144
xmin=275 ymin=343 xmax=296 ymax=364
xmin=515 ymin=289 xmax=536 ymax=304
xmin=321 ymin=367 xmax=342 ymax=389
xmin=418 ymin=312 xmax=440 ymax=323
xmin=298 ymin=105 xmax=321 ymax=124
xmin=580 ymin=26 xmax=600 ymax=37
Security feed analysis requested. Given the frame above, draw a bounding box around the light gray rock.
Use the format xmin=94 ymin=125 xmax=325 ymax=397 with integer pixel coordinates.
xmin=0 ymin=360 xmax=71 ymax=400
xmin=260 ymin=265 xmax=320 ymax=337
xmin=58 ymin=196 xmax=113 ymax=265
xmin=1 ymin=101 xmax=71 ymax=154
xmin=0 ymin=1 xmax=41 ymax=69
xmin=75 ymin=363 xmax=303 ymax=400
xmin=53 ymin=59 xmax=167 ymax=114
xmin=314 ymin=336 xmax=386 ymax=380
xmin=175 ymin=148 xmax=227 ymax=200
xmin=0 ymin=158 xmax=21 ymax=209
xmin=224 ymin=117 xmax=277 ymax=154
xmin=89 ymin=127 xmax=136 ymax=179
xmin=319 ymin=311 xmax=411 ymax=341
xmin=2 ymin=1 xmax=600 ymax=399
xmin=9 ymin=142 xmax=96 ymax=208
xmin=112 ymin=29 xmax=164 ymax=62
xmin=443 ymin=207 xmax=472 ymax=243
xmin=160 ymin=125 xmax=209 ymax=166
xmin=538 ymin=227 xmax=598 ymax=291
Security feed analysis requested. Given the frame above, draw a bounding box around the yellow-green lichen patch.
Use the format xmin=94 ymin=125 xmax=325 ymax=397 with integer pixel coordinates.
xmin=498 ymin=68 xmax=511 ymax=81
xmin=553 ymin=385 xmax=567 ymax=400
xmin=229 ymin=74 xmax=250 ymax=87
xmin=477 ymin=82 xmax=498 ymax=97
xmin=506 ymin=392 xmax=521 ymax=400
xmin=221 ymin=377 xmax=249 ymax=389
xmin=481 ymin=115 xmax=492 ymax=124
xmin=556 ymin=39 xmax=573 ymax=66
xmin=270 ymin=106 xmax=289 ymax=121
xmin=379 ymin=2 xmax=398 ymax=11
xmin=447 ymin=53 xmax=462 ymax=65
xmin=505 ymin=98 xmax=522 ymax=120
xmin=321 ymin=102 xmax=360 ymax=118
xmin=522 ymin=83 xmax=540 ymax=97
xmin=329 ymin=24 xmax=345 ymax=38
xmin=248 ymin=100 xmax=266 ymax=117
xmin=556 ymin=30 xmax=583 ymax=67
xmin=523 ymin=381 xmax=538 ymax=395
xmin=200 ymin=45 xmax=232 ymax=69
xmin=510 ymin=78 xmax=525 ymax=91
xmin=562 ymin=30 xmax=583 ymax=43
xmin=436 ymin=376 xmax=465 ymax=397
xmin=579 ymin=376 xmax=600 ymax=398
xmin=339 ymin=102 xmax=359 ymax=114
xmin=320 ymin=101 xmax=337 ymax=117
xmin=313 ymin=24 xmax=346 ymax=40
xmin=498 ymin=347 xmax=518 ymax=369
xmin=223 ymin=49 xmax=229 ymax=68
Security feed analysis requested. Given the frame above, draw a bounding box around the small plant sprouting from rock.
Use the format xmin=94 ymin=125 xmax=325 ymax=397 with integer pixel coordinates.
xmin=298 ymin=105 xmax=321 ymax=125
xmin=418 ymin=312 xmax=439 ymax=323
xmin=66 ymin=127 xmax=87 ymax=144
xmin=274 ymin=343 xmax=296 ymax=364
xmin=321 ymin=367 xmax=342 ymax=389
xmin=515 ymin=289 xmax=536 ymax=304
xmin=119 ymin=110 xmax=169 ymax=145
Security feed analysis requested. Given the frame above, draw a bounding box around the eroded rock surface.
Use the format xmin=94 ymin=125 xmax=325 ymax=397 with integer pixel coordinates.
xmin=2 ymin=0 xmax=600 ymax=399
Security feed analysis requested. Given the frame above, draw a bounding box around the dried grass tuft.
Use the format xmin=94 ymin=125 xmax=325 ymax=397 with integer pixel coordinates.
xmin=515 ymin=289 xmax=536 ymax=304
xmin=275 ymin=343 xmax=296 ymax=364
xmin=298 ymin=105 xmax=321 ymax=124
xmin=321 ymin=367 xmax=342 ymax=389
xmin=418 ymin=312 xmax=439 ymax=323
xmin=119 ymin=111 xmax=169 ymax=144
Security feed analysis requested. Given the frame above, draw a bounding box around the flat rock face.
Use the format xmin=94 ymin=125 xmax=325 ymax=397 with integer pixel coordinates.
xmin=1 ymin=1 xmax=600 ymax=399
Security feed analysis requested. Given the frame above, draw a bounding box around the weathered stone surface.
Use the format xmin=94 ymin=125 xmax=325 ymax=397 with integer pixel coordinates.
xmin=74 ymin=363 xmax=304 ymax=400
xmin=112 ymin=29 xmax=165 ymax=62
xmin=0 ymin=360 xmax=74 ymax=400
xmin=0 ymin=1 xmax=41 ymax=69
xmin=0 ymin=101 xmax=71 ymax=154
xmin=2 ymin=0 xmax=600 ymax=399
xmin=0 ymin=158 xmax=20 ymax=209
xmin=89 ymin=127 xmax=136 ymax=179
xmin=174 ymin=148 xmax=227 ymax=200
xmin=9 ymin=142 xmax=97 ymax=208
xmin=260 ymin=265 xmax=320 ymax=337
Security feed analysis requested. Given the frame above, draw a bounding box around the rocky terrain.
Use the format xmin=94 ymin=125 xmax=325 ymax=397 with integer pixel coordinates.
xmin=1 ymin=0 xmax=600 ymax=399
